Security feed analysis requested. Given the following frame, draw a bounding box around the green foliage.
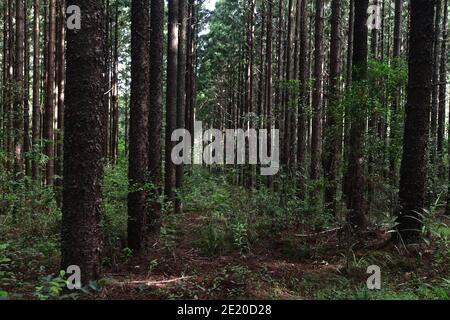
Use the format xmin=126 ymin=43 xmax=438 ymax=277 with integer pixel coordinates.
xmin=102 ymin=159 xmax=129 ymax=254
xmin=34 ymin=271 xmax=68 ymax=301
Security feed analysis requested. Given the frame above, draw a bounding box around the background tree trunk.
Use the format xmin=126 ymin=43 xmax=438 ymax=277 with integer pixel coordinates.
xmin=165 ymin=0 xmax=179 ymax=207
xmin=345 ymin=0 xmax=369 ymax=231
xmin=324 ymin=0 xmax=342 ymax=216
xmin=149 ymin=0 xmax=164 ymax=228
xmin=43 ymin=0 xmax=56 ymax=186
xmin=310 ymin=0 xmax=324 ymax=197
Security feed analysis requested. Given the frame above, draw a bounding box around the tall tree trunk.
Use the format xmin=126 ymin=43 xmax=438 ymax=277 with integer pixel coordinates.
xmin=6 ymin=0 xmax=14 ymax=167
xmin=430 ymin=0 xmax=442 ymax=163
xmin=244 ymin=0 xmax=255 ymax=189
xmin=345 ymin=0 xmax=369 ymax=231
xmin=149 ymin=0 xmax=164 ymax=228
xmin=324 ymin=0 xmax=342 ymax=216
xmin=437 ymin=0 xmax=448 ymax=160
xmin=14 ymin=0 xmax=25 ymax=177
xmin=310 ymin=0 xmax=324 ymax=195
xmin=397 ymin=0 xmax=436 ymax=244
xmin=265 ymin=0 xmax=273 ymax=189
xmin=165 ymin=0 xmax=179 ymax=206
xmin=389 ymin=0 xmax=403 ymax=187
xmin=297 ymin=0 xmax=307 ymax=199
xmin=2 ymin=1 xmax=10 ymax=161
xmin=62 ymin=0 xmax=106 ymax=283
xmin=55 ymin=0 xmax=66 ymax=201
xmin=176 ymin=0 xmax=188 ymax=213
xmin=32 ymin=0 xmax=41 ymax=180
xmin=283 ymin=0 xmax=295 ymax=172
xmin=343 ymin=0 xmax=354 ymax=197
xmin=44 ymin=0 xmax=56 ymax=186
xmin=127 ymin=0 xmax=150 ymax=252
xmin=110 ymin=2 xmax=119 ymax=164
xmin=23 ymin=0 xmax=31 ymax=177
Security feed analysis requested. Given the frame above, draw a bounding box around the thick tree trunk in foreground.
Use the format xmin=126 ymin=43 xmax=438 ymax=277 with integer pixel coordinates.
xmin=397 ymin=0 xmax=435 ymax=243
xmin=128 ymin=0 xmax=150 ymax=252
xmin=62 ymin=0 xmax=106 ymax=283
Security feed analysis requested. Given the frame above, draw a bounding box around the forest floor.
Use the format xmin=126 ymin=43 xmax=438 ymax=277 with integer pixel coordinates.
xmin=93 ymin=213 xmax=450 ymax=300
xmin=1 ymin=168 xmax=450 ymax=300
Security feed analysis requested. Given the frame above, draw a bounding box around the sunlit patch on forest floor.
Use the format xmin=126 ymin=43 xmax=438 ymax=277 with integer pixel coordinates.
xmin=1 ymin=168 xmax=450 ymax=300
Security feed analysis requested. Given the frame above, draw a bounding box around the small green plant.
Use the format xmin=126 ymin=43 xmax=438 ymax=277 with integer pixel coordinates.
xmin=148 ymin=259 xmax=159 ymax=273
xmin=230 ymin=221 xmax=250 ymax=256
xmin=34 ymin=270 xmax=68 ymax=300
xmin=0 ymin=290 xmax=8 ymax=300
xmin=122 ymin=247 xmax=134 ymax=262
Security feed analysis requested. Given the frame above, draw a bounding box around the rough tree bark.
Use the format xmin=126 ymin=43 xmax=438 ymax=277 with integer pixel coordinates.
xmin=176 ymin=0 xmax=188 ymax=213
xmin=345 ymin=0 xmax=369 ymax=231
xmin=61 ymin=0 xmax=106 ymax=282
xmin=44 ymin=0 xmax=56 ymax=186
xmin=32 ymin=0 xmax=41 ymax=180
xmin=324 ymin=0 xmax=342 ymax=216
xmin=127 ymin=0 xmax=150 ymax=252
xmin=13 ymin=0 xmax=25 ymax=177
xmin=310 ymin=0 xmax=324 ymax=195
xmin=165 ymin=0 xmax=179 ymax=207
xmin=397 ymin=0 xmax=436 ymax=243
xmin=149 ymin=0 xmax=164 ymax=228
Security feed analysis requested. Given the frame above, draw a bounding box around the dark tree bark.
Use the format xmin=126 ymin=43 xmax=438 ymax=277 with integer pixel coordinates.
xmin=283 ymin=0 xmax=295 ymax=172
xmin=23 ymin=0 xmax=31 ymax=177
xmin=165 ymin=0 xmax=179 ymax=206
xmin=244 ymin=0 xmax=255 ymax=189
xmin=176 ymin=0 xmax=188 ymax=213
xmin=55 ymin=0 xmax=66 ymax=202
xmin=110 ymin=2 xmax=119 ymax=164
xmin=389 ymin=0 xmax=403 ymax=186
xmin=62 ymin=0 xmax=106 ymax=283
xmin=265 ymin=0 xmax=273 ymax=181
xmin=149 ymin=0 xmax=164 ymax=227
xmin=310 ymin=0 xmax=324 ymax=191
xmin=324 ymin=0 xmax=342 ymax=216
xmin=345 ymin=0 xmax=369 ymax=231
xmin=430 ymin=0 xmax=442 ymax=162
xmin=5 ymin=0 xmax=14 ymax=168
xmin=32 ymin=0 xmax=41 ymax=180
xmin=43 ymin=0 xmax=56 ymax=186
xmin=14 ymin=0 xmax=25 ymax=177
xmin=1 ymin=1 xmax=9 ymax=158
xmin=343 ymin=0 xmax=354 ymax=196
xmin=297 ymin=0 xmax=307 ymax=199
xmin=397 ymin=0 xmax=436 ymax=243
xmin=128 ymin=0 xmax=150 ymax=252
xmin=437 ymin=0 xmax=448 ymax=159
